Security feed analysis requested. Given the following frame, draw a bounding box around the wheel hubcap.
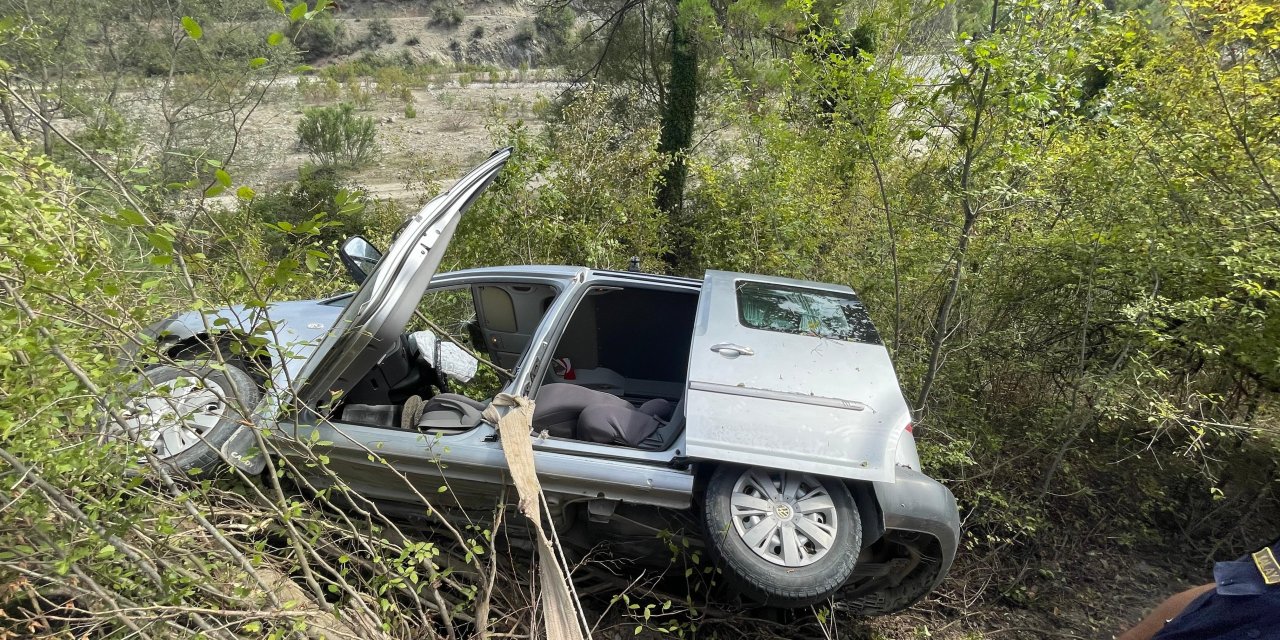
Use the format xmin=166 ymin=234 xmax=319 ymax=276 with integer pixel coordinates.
xmin=116 ymin=376 xmax=228 ymax=459
xmin=729 ymin=469 xmax=839 ymax=567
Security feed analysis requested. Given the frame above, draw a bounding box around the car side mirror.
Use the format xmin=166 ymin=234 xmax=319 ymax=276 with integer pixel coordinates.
xmin=339 ymin=236 xmax=381 ymax=285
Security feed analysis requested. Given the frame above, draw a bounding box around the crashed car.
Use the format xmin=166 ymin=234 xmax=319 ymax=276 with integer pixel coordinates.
xmin=113 ymin=148 xmax=959 ymax=611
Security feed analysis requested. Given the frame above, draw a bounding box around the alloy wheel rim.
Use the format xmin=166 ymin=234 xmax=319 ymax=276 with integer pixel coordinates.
xmin=117 ymin=376 xmax=228 ymax=459
xmin=729 ymin=469 xmax=839 ymax=567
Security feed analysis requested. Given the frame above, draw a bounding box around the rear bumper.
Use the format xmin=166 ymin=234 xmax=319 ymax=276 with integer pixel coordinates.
xmin=875 ymin=466 xmax=960 ymax=579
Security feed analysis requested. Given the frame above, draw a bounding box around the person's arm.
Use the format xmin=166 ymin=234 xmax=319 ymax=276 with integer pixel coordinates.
xmin=1116 ymin=582 xmax=1216 ymax=640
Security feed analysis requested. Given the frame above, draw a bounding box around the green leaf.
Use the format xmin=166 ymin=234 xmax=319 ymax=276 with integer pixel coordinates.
xmin=97 ymin=544 xmax=116 ymax=558
xmin=181 ymin=16 xmax=203 ymax=40
xmin=267 ymin=31 xmax=285 ymax=46
xmin=118 ymin=208 xmax=146 ymax=226
xmin=237 ymin=186 xmax=256 ymax=199
xmin=289 ymin=1 xmax=307 ymax=22
xmin=204 ymin=183 xmax=225 ymax=197
xmin=146 ymin=232 xmax=173 ymax=252
xmin=249 ymin=57 xmax=268 ymax=69
xmin=268 ymin=0 xmax=285 ymax=14
xmin=215 ymin=169 xmax=232 ymax=187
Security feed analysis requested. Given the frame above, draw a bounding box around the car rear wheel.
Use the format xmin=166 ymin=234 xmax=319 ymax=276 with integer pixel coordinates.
xmin=703 ymin=465 xmax=861 ymax=607
xmin=105 ymin=363 xmax=259 ymax=478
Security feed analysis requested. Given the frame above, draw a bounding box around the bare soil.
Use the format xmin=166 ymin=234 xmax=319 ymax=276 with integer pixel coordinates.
xmin=229 ymin=74 xmax=561 ymax=207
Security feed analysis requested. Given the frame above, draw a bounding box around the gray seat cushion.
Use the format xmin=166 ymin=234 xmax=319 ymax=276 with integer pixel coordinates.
xmin=639 ymin=395 xmax=685 ymax=450
xmin=577 ymin=404 xmax=663 ymax=447
xmin=532 ymin=383 xmax=630 ymax=438
xmin=637 ymin=398 xmax=673 ymax=420
xmin=418 ymin=393 xmax=487 ymax=433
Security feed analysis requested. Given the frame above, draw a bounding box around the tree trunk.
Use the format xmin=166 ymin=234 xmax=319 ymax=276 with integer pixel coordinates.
xmin=915 ymin=0 xmax=998 ymax=414
xmin=656 ymin=8 xmax=698 ymax=270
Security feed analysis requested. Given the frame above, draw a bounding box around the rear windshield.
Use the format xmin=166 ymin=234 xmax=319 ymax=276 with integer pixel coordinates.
xmin=735 ymin=281 xmax=882 ymax=345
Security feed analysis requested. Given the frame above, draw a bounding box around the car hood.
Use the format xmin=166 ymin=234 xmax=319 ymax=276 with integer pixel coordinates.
xmin=142 ymin=295 xmax=350 ymax=390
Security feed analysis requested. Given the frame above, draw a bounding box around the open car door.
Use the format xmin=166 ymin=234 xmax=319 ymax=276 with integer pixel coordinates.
xmin=294 ymin=148 xmax=512 ymax=411
xmin=684 ymin=271 xmax=911 ymax=482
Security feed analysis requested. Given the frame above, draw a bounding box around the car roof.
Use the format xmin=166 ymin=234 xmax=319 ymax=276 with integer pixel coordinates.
xmin=436 ymin=265 xmax=703 ymax=288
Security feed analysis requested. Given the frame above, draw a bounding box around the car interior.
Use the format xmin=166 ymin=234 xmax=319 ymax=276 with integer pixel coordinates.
xmin=332 ymin=281 xmax=699 ymax=451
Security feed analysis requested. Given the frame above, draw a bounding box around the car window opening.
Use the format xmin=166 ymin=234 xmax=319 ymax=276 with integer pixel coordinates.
xmin=532 ymin=285 xmax=698 ymax=450
xmin=330 ymin=281 xmax=559 ymax=434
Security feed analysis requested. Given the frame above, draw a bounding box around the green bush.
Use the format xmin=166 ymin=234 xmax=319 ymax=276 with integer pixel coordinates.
xmin=431 ymin=4 xmax=465 ymax=28
xmin=296 ymin=104 xmax=378 ymax=168
xmin=513 ymin=20 xmax=537 ymax=46
xmin=365 ymin=17 xmax=396 ymax=47
xmin=289 ymin=11 xmax=348 ymax=61
xmin=535 ymin=6 xmax=576 ymax=47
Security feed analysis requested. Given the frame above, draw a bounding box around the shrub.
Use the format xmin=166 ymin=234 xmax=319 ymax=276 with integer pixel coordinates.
xmin=535 ymin=6 xmax=576 ymax=47
xmin=374 ymin=66 xmax=410 ymax=98
xmin=365 ymin=17 xmax=396 ymax=47
xmin=406 ymin=35 xmax=421 ymax=46
xmin=290 ymin=12 xmax=348 ymax=61
xmin=405 ymin=103 xmax=417 ymax=119
xmin=471 ymin=25 xmax=485 ymax=39
xmin=296 ymin=104 xmax=378 ymax=168
xmin=513 ymin=20 xmax=537 ymax=46
xmin=531 ymin=94 xmax=554 ymax=120
xmin=431 ymin=4 xmax=465 ymax=28
xmin=297 ymin=76 xmax=337 ymax=102
xmin=344 ymin=80 xmax=373 ymax=109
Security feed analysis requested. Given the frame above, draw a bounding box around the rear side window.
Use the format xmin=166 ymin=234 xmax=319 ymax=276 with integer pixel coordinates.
xmin=735 ymin=281 xmax=882 ymax=345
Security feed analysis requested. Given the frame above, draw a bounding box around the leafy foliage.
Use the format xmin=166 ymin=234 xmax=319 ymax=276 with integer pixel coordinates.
xmin=1 ymin=0 xmax=1279 ymax=636
xmin=296 ymin=103 xmax=378 ymax=168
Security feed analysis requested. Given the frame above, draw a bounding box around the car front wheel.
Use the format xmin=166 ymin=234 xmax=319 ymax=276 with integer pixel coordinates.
xmin=702 ymin=465 xmax=862 ymax=608
xmin=105 ymin=363 xmax=260 ymax=478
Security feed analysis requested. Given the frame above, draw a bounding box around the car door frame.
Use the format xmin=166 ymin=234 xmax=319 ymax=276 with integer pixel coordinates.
xmin=284 ymin=268 xmax=696 ymax=512
xmin=291 ymin=149 xmax=512 ymax=415
xmin=515 ymin=272 xmax=701 ymax=469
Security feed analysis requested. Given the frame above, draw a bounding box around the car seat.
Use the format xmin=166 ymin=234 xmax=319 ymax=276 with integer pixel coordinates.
xmin=534 ymin=383 xmax=672 ymax=446
xmin=415 ymin=393 xmax=487 ymax=434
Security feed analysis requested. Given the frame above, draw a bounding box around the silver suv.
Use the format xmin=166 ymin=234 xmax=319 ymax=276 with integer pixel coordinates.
xmin=115 ymin=149 xmax=959 ymax=611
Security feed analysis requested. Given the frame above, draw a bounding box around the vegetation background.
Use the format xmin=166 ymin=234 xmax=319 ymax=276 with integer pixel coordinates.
xmin=0 ymin=0 xmax=1277 ymax=637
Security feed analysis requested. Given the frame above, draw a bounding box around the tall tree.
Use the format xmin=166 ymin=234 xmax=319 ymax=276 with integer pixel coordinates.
xmin=654 ymin=0 xmax=700 ymax=267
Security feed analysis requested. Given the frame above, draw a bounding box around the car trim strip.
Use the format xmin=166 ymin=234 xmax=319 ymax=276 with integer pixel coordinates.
xmin=688 ymin=381 xmax=872 ymax=412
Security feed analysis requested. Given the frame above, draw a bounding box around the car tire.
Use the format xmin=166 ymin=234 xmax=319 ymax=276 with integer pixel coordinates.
xmin=106 ymin=363 xmax=260 ymax=479
xmin=702 ymin=465 xmax=862 ymax=608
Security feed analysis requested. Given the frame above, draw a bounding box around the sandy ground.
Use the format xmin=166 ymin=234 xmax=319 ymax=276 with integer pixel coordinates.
xmin=223 ymin=72 xmax=563 ymax=208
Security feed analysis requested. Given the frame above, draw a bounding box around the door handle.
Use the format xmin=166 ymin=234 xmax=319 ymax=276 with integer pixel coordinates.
xmin=710 ymin=343 xmax=754 ymax=357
